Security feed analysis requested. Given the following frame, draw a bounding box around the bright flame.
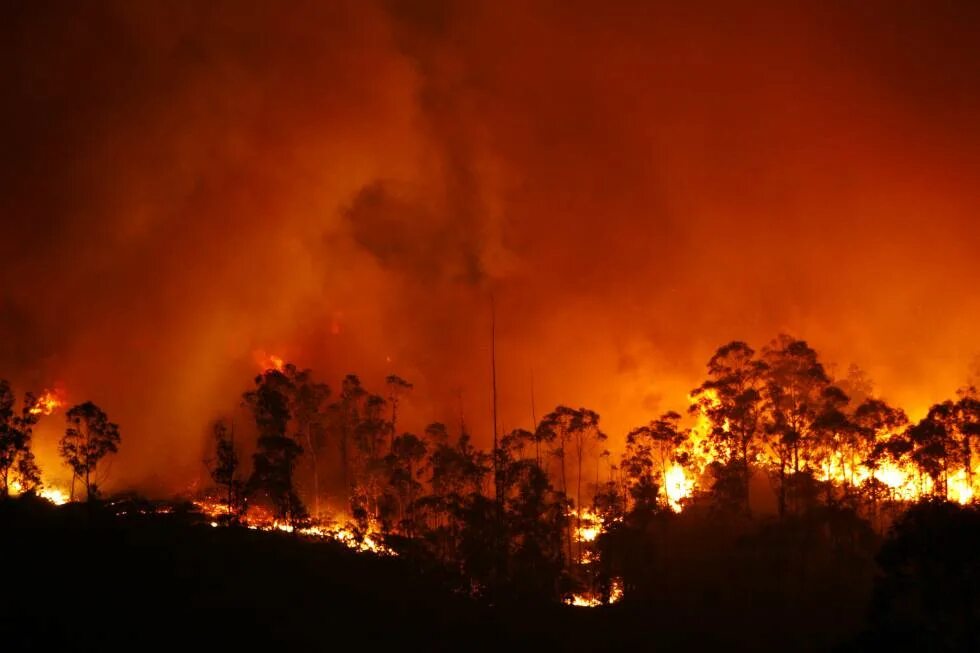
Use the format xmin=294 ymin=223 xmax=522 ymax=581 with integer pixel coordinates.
xmin=253 ymin=350 xmax=285 ymax=373
xmin=9 ymin=480 xmax=70 ymax=505
xmin=663 ymin=463 xmax=694 ymax=512
xmin=38 ymin=486 xmax=70 ymax=505
xmin=947 ymin=469 xmax=974 ymax=505
xmin=565 ymin=578 xmax=623 ymax=607
xmin=574 ymin=508 xmax=602 ymax=543
xmin=29 ymin=389 xmax=65 ymax=416
xmin=192 ymin=498 xmax=393 ymax=555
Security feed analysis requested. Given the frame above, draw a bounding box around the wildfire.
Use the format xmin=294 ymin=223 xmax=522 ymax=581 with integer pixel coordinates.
xmin=8 ymin=480 xmax=70 ymax=505
xmin=663 ymin=463 xmax=694 ymax=512
xmin=192 ymin=498 xmax=393 ymax=555
xmin=566 ymin=578 xmax=623 ymax=608
xmin=253 ymin=350 xmax=285 ymax=373
xmin=672 ymin=387 xmax=980 ymax=513
xmin=38 ymin=486 xmax=70 ymax=505
xmin=575 ymin=508 xmax=602 ymax=543
xmin=28 ymin=388 xmax=65 ymax=416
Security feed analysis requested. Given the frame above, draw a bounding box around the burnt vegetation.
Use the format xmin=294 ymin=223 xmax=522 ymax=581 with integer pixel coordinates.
xmin=2 ymin=335 xmax=980 ymax=651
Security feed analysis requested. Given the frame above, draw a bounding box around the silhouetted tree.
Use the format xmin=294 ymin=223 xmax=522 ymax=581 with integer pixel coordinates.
xmin=537 ymin=406 xmax=584 ymax=561
xmin=416 ymin=423 xmax=489 ymax=566
xmin=811 ymin=385 xmax=852 ymax=503
xmin=385 ymin=375 xmax=413 ymax=451
xmin=60 ymin=401 xmax=121 ymax=501
xmin=853 ymin=398 xmax=908 ymax=527
xmin=907 ymin=408 xmax=954 ymax=499
xmin=627 ymin=411 xmax=686 ymax=509
xmin=689 ymin=341 xmax=767 ymax=513
xmin=0 ymin=382 xmax=43 ymax=497
xmin=285 ymin=366 xmax=330 ymax=517
xmin=206 ymin=420 xmax=243 ymax=519
xmin=952 ymin=388 xmax=980 ymax=491
xmin=762 ymin=336 xmax=835 ymax=517
xmin=351 ymin=393 xmax=389 ymax=519
xmin=387 ymin=432 xmax=426 ymax=535
xmin=500 ymin=451 xmax=569 ymax=601
xmin=328 ymin=374 xmax=367 ymax=498
xmin=243 ymin=370 xmax=304 ymax=521
xmin=570 ymin=408 xmax=604 ymax=562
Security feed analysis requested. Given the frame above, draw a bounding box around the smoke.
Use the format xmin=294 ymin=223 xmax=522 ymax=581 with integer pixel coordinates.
xmin=1 ymin=0 xmax=978 ymax=492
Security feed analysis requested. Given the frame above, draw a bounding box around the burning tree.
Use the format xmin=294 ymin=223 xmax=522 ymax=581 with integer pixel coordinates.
xmin=761 ymin=336 xmax=837 ymax=517
xmin=59 ymin=401 xmax=121 ymax=501
xmin=854 ymin=397 xmax=909 ymax=522
xmin=627 ymin=411 xmax=687 ymax=511
xmin=689 ymin=341 xmax=768 ymax=514
xmin=536 ymin=405 xmax=605 ymax=565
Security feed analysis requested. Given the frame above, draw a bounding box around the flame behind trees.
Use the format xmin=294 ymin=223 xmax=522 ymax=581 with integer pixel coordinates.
xmin=626 ymin=412 xmax=687 ymax=512
xmin=29 ymin=389 xmax=64 ymax=416
xmin=196 ymin=336 xmax=980 ymax=604
xmin=688 ymin=341 xmax=766 ymax=514
xmin=5 ymin=332 xmax=968 ymax=605
xmin=5 ymin=329 xmax=979 ymax=606
xmin=536 ymin=406 xmax=606 ymax=565
xmin=0 ymin=382 xmax=44 ymax=496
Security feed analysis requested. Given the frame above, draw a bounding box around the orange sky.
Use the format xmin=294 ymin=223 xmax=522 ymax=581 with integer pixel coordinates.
xmin=1 ymin=1 xmax=978 ymax=493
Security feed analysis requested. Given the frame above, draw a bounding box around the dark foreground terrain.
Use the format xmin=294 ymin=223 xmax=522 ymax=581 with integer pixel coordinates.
xmin=1 ymin=497 xmax=977 ymax=651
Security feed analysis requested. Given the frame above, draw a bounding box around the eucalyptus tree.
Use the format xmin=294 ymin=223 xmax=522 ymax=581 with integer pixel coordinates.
xmin=60 ymin=401 xmax=121 ymax=501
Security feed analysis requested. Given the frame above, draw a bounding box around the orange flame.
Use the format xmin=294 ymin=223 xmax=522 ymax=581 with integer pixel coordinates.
xmin=28 ymin=388 xmax=65 ymax=416
xmin=253 ymin=351 xmax=285 ymax=373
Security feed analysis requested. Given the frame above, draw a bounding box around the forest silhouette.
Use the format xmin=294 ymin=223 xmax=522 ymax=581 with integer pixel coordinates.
xmin=3 ymin=334 xmax=979 ymax=651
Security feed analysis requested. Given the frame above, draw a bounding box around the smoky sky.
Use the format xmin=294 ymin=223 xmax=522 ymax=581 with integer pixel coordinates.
xmin=1 ymin=0 xmax=978 ymax=492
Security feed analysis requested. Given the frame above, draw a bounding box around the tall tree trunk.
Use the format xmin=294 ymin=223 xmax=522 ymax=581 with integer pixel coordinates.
xmin=304 ymin=424 xmax=319 ymax=518
xmin=741 ymin=439 xmax=751 ymax=516
xmin=778 ymin=462 xmax=786 ymax=519
xmin=576 ymin=444 xmax=583 ymax=564
xmin=560 ymin=436 xmax=572 ymax=565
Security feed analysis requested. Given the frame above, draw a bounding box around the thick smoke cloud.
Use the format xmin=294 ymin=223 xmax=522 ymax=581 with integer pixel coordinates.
xmin=1 ymin=1 xmax=978 ymax=492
